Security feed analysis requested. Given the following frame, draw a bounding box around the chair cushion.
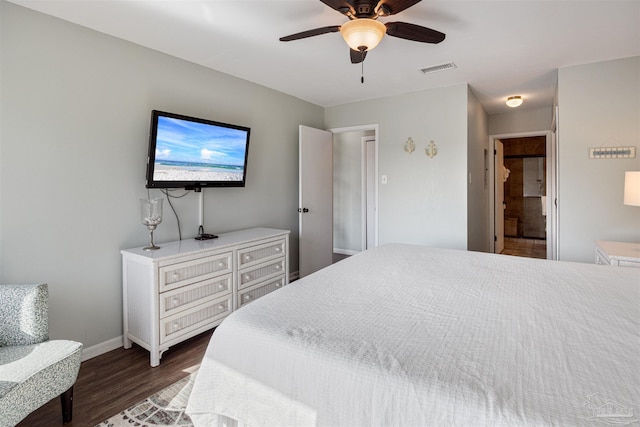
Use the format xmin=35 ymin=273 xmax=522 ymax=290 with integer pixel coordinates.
xmin=0 ymin=340 xmax=82 ymax=426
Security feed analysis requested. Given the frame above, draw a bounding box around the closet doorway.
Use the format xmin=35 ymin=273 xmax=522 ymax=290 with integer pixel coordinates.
xmin=331 ymin=127 xmax=378 ymax=258
xmin=489 ymin=131 xmax=557 ymax=260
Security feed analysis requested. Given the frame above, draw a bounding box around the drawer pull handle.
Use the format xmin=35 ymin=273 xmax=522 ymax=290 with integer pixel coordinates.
xmin=244 ymin=254 xmax=251 ymax=261
xmin=172 ymin=298 xmax=180 ymax=306
xmin=244 ymin=274 xmax=251 ymax=281
xmin=243 ymin=295 xmax=251 ymax=301
xmin=172 ymin=322 xmax=180 ymax=330
xmin=275 ymin=265 xmax=281 ymax=270
xmin=172 ymin=272 xmax=180 ymax=281
xmin=218 ymin=262 xmax=226 ymax=268
xmin=218 ymin=283 xmax=225 ymax=290
xmin=276 ymin=283 xmax=282 ymax=288
xmin=275 ymin=247 xmax=281 ymax=252
xmin=218 ymin=304 xmax=226 ymax=310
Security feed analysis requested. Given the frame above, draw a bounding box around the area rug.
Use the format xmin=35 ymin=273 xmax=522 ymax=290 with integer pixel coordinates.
xmin=96 ymin=371 xmax=196 ymax=427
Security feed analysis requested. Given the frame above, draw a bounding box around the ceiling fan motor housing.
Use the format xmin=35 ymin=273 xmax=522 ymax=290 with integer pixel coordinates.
xmin=355 ymin=2 xmax=374 ymax=17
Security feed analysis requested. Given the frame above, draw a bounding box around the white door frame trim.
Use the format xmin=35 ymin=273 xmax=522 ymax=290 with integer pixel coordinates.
xmin=488 ymin=130 xmax=556 ymax=259
xmin=361 ymin=136 xmax=376 ymax=251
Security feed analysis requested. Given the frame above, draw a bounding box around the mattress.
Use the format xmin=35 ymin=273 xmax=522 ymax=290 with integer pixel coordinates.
xmin=186 ymin=244 xmax=640 ymax=426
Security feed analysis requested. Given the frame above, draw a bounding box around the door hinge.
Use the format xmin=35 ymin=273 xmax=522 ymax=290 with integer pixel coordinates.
xmin=494 ymin=235 xmax=497 ymax=242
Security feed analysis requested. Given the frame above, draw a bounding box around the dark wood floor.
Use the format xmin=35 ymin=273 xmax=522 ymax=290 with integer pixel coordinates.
xmin=17 ymin=329 xmax=213 ymax=427
xmin=501 ymin=237 xmax=547 ymax=259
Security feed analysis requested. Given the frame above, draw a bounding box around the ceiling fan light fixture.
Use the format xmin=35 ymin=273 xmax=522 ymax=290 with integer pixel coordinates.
xmin=506 ymin=95 xmax=523 ymax=108
xmin=340 ymin=19 xmax=386 ymax=51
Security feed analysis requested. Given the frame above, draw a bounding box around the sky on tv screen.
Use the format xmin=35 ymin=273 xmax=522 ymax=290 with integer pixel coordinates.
xmin=155 ymin=116 xmax=247 ymax=167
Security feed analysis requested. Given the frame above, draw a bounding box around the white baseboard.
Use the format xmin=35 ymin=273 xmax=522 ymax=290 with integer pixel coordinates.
xmin=333 ymin=248 xmax=359 ymax=256
xmin=81 ymin=335 xmax=123 ymax=362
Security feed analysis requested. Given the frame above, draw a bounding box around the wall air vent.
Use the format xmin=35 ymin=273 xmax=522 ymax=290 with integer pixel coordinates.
xmin=420 ymin=62 xmax=457 ymax=74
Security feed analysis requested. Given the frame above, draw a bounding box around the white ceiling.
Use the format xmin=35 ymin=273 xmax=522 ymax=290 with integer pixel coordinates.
xmin=8 ymin=0 xmax=640 ymax=114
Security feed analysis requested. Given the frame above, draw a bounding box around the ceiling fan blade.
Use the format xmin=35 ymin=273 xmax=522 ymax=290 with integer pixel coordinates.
xmin=378 ymin=0 xmax=422 ymax=15
xmin=385 ymin=22 xmax=445 ymax=43
xmin=319 ymin=0 xmax=356 ymax=15
xmin=279 ymin=25 xmax=341 ymax=42
xmin=350 ymin=49 xmax=367 ymax=64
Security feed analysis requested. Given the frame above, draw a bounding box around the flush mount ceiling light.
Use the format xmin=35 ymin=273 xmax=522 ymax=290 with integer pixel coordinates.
xmin=506 ymin=96 xmax=524 ymax=108
xmin=340 ymin=19 xmax=387 ymax=52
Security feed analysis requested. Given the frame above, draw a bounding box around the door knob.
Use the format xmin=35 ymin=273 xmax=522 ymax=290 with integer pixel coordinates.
xmin=298 ymin=208 xmax=309 ymax=213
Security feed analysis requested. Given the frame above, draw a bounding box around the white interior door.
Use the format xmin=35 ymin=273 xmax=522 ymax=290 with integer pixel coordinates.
xmin=494 ymin=140 xmax=505 ymax=253
xmin=299 ymin=125 xmax=333 ymax=277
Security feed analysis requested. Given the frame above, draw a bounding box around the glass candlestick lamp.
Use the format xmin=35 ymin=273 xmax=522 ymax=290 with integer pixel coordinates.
xmin=140 ymin=198 xmax=163 ymax=251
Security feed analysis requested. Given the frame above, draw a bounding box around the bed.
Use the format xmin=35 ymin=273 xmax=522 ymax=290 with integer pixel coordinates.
xmin=186 ymin=243 xmax=639 ymax=426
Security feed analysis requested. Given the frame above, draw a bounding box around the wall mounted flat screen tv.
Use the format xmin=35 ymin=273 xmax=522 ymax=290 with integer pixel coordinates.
xmin=145 ymin=110 xmax=250 ymax=189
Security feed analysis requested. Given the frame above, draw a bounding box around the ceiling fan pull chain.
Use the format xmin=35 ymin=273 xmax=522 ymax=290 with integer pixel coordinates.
xmin=361 ymin=50 xmax=365 ymax=84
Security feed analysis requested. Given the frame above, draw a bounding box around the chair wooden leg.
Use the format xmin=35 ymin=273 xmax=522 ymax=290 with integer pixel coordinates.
xmin=60 ymin=385 xmax=74 ymax=424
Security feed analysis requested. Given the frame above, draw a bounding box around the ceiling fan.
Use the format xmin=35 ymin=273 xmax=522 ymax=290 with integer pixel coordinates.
xmin=279 ymin=0 xmax=445 ymax=65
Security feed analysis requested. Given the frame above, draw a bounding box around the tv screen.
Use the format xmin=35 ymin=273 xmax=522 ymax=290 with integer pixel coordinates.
xmin=145 ymin=110 xmax=250 ymax=189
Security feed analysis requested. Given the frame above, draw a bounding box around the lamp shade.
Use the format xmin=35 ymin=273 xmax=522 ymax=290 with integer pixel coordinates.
xmin=340 ymin=19 xmax=386 ymax=51
xmin=624 ymin=171 xmax=640 ymax=206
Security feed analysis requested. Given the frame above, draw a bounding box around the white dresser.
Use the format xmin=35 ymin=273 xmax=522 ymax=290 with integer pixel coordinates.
xmin=594 ymin=240 xmax=640 ymax=268
xmin=122 ymin=227 xmax=289 ymax=366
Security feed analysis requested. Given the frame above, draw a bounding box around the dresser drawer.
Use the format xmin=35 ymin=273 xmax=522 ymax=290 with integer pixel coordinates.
xmin=238 ymin=258 xmax=285 ymax=290
xmin=160 ymin=295 xmax=232 ymax=345
xmin=160 ymin=274 xmax=232 ymax=318
xmin=238 ymin=238 xmax=286 ymax=270
xmin=237 ymin=276 xmax=285 ymax=309
xmin=159 ymin=252 xmax=232 ymax=292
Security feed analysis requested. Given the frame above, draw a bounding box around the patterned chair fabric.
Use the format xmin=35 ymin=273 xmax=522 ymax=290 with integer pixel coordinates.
xmin=0 ymin=284 xmax=83 ymax=427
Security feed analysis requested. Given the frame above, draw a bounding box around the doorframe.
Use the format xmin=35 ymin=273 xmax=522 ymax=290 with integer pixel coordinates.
xmin=361 ymin=136 xmax=376 ymax=251
xmin=328 ymin=124 xmax=379 ymax=249
xmin=488 ymin=130 xmax=557 ymax=259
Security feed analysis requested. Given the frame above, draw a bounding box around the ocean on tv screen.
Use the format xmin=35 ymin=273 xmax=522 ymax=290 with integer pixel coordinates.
xmin=153 ymin=161 xmax=244 ymax=182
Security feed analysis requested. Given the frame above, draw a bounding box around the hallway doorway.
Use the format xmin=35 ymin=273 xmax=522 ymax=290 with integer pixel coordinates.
xmin=489 ymin=131 xmax=556 ymax=260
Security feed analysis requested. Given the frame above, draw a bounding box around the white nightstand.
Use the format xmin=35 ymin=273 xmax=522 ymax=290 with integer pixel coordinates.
xmin=595 ymin=240 xmax=640 ymax=268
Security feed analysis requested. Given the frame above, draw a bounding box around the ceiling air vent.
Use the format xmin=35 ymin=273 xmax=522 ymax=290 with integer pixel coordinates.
xmin=420 ymin=62 xmax=457 ymax=74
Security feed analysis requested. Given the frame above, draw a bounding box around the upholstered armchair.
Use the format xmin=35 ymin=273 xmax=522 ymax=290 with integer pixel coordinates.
xmin=0 ymin=284 xmax=83 ymax=426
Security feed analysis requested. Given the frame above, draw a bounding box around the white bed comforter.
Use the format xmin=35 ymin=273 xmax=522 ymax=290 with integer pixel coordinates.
xmin=186 ymin=244 xmax=640 ymax=426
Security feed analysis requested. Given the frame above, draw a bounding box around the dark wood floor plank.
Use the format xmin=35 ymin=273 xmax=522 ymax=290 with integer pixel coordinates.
xmin=17 ymin=330 xmax=213 ymax=427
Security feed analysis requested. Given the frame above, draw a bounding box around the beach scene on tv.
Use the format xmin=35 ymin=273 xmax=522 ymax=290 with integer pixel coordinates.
xmin=153 ymin=116 xmax=248 ymax=182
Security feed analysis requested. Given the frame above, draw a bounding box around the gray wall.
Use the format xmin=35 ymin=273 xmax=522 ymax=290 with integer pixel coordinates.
xmin=0 ymin=2 xmax=323 ymax=348
xmin=325 ymin=84 xmax=469 ymax=249
xmin=557 ymin=56 xmax=640 ymax=262
xmin=467 ymin=88 xmax=490 ymax=252
xmin=489 ymin=106 xmax=553 ymax=136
